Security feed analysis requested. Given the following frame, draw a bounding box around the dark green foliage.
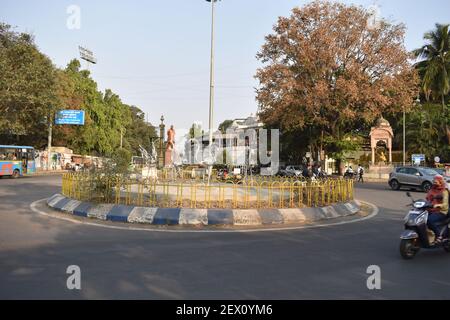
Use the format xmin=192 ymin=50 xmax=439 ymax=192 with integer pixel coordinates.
xmin=112 ymin=148 xmax=132 ymax=174
xmin=125 ymin=106 xmax=158 ymax=155
xmin=0 ymin=23 xmax=57 ymax=145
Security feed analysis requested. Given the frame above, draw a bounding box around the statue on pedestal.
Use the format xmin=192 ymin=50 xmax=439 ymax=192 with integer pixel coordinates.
xmin=165 ymin=125 xmax=175 ymax=167
xmin=379 ymin=151 xmax=387 ymax=163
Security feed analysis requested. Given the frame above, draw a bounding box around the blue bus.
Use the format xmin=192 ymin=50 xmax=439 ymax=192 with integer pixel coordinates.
xmin=0 ymin=145 xmax=36 ymax=178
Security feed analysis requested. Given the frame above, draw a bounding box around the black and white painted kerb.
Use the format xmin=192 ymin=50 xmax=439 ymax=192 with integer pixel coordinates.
xmin=47 ymin=194 xmax=361 ymax=227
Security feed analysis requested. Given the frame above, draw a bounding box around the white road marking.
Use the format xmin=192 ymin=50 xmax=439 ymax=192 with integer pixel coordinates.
xmin=30 ymin=199 xmax=378 ymax=233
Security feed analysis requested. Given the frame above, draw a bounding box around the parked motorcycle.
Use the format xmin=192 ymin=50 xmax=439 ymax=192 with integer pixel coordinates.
xmin=399 ymin=192 xmax=450 ymax=259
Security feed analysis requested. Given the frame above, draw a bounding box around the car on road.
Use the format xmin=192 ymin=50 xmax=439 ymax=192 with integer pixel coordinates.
xmin=430 ymin=167 xmax=450 ymax=179
xmin=429 ymin=167 xmax=450 ymax=189
xmin=388 ymin=166 xmax=448 ymax=192
xmin=276 ymin=167 xmax=291 ymax=177
xmin=284 ymin=165 xmax=302 ymax=177
xmin=276 ymin=165 xmax=303 ymax=177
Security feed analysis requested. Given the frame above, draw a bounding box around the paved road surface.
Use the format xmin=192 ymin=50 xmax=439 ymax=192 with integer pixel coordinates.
xmin=1 ymin=175 xmax=449 ymax=299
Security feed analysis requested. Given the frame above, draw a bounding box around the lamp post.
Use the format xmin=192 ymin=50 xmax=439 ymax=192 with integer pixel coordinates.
xmin=120 ymin=127 xmax=125 ymax=149
xmin=403 ymin=106 xmax=406 ymax=166
xmin=206 ymin=0 xmax=219 ymax=181
xmin=403 ymin=97 xmax=421 ymax=166
xmin=206 ymin=0 xmax=217 ymax=150
xmin=159 ymin=115 xmax=165 ymax=168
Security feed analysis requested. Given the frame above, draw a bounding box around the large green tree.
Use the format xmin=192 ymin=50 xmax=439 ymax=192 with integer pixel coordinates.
xmin=413 ymin=23 xmax=450 ymax=144
xmin=60 ymin=59 xmax=113 ymax=155
xmin=55 ymin=59 xmax=157 ymax=157
xmin=125 ymin=105 xmax=158 ymax=155
xmin=0 ymin=23 xmax=58 ymax=146
xmin=0 ymin=22 xmax=158 ymax=159
xmin=404 ymin=103 xmax=450 ymax=162
xmin=414 ymin=24 xmax=450 ymax=109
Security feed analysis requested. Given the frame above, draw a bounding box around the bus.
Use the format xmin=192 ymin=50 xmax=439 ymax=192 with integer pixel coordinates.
xmin=0 ymin=145 xmax=36 ymax=178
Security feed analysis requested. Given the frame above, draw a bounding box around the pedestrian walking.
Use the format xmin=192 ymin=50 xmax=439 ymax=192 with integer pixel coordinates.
xmin=357 ymin=164 xmax=364 ymax=183
xmin=52 ymin=153 xmax=57 ymax=170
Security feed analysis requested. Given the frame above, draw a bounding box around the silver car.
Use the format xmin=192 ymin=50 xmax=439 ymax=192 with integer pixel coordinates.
xmin=388 ymin=166 xmax=447 ymax=192
xmin=285 ymin=165 xmax=302 ymax=177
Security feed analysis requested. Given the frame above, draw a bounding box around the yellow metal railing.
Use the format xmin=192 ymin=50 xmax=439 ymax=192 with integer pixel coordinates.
xmin=61 ymin=173 xmax=354 ymax=209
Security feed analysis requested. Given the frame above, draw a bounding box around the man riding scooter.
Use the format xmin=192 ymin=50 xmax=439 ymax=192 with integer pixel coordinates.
xmin=426 ymin=175 xmax=449 ymax=243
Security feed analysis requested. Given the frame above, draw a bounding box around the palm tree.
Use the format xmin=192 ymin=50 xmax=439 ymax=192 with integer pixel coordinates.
xmin=405 ymin=104 xmax=449 ymax=162
xmin=414 ymin=23 xmax=450 ymax=142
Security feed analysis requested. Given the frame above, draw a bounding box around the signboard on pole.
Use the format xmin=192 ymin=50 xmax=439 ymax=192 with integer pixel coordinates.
xmin=79 ymin=46 xmax=97 ymax=64
xmin=411 ymin=154 xmax=425 ymax=165
xmin=55 ymin=110 xmax=85 ymax=125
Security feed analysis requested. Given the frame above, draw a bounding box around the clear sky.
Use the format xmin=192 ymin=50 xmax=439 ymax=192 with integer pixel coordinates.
xmin=1 ymin=0 xmax=449 ymax=133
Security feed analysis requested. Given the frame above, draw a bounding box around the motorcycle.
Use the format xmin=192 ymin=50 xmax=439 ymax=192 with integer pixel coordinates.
xmin=317 ymin=171 xmax=328 ymax=179
xmin=399 ymin=192 xmax=450 ymax=259
xmin=343 ymin=169 xmax=355 ymax=180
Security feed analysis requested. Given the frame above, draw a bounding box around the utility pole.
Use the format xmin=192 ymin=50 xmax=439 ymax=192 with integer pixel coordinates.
xmin=120 ymin=127 xmax=123 ymax=149
xmin=403 ymin=107 xmax=406 ymax=166
xmin=47 ymin=113 xmax=53 ymax=171
xmin=207 ymin=0 xmax=216 ymax=151
xmin=206 ymin=0 xmax=218 ymax=182
xmin=404 ymin=97 xmax=421 ymax=166
xmin=159 ymin=115 xmax=165 ymax=168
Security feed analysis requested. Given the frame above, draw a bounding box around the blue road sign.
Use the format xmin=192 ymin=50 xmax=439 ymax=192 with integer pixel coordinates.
xmin=55 ymin=110 xmax=85 ymax=125
xmin=412 ymin=154 xmax=425 ymax=164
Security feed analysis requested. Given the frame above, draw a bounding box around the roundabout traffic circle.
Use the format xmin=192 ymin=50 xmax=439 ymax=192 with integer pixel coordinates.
xmin=30 ymin=172 xmax=379 ymax=232
xmin=30 ymin=196 xmax=378 ymax=233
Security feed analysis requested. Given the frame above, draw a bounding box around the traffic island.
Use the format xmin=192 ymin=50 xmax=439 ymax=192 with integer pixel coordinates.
xmin=46 ymin=173 xmax=361 ymax=228
xmin=46 ymin=193 xmax=361 ymax=228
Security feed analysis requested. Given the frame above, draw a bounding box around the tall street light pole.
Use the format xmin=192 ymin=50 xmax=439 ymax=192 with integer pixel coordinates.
xmin=403 ymin=96 xmax=420 ymax=166
xmin=403 ymin=106 xmax=406 ymax=166
xmin=403 ymin=97 xmax=421 ymax=166
xmin=47 ymin=113 xmax=53 ymax=171
xmin=207 ymin=0 xmax=216 ymax=150
xmin=206 ymin=0 xmax=218 ymax=182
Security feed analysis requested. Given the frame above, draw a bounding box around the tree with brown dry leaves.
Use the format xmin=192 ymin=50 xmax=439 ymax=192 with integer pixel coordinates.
xmin=255 ymin=1 xmax=419 ymax=170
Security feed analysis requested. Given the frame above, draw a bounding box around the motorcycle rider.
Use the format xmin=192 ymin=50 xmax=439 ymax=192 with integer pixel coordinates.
xmin=302 ymin=164 xmax=313 ymax=179
xmin=344 ymin=166 xmax=354 ymax=179
xmin=426 ymin=175 xmax=449 ymax=243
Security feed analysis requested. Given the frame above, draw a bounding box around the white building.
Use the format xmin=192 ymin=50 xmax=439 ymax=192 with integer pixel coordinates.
xmin=184 ymin=114 xmax=265 ymax=166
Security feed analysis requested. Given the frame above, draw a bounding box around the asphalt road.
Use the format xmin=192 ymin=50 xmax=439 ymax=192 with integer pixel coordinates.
xmin=1 ymin=175 xmax=449 ymax=299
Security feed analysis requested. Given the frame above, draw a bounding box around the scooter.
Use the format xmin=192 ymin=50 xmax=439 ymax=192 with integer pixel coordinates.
xmin=399 ymin=192 xmax=450 ymax=259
